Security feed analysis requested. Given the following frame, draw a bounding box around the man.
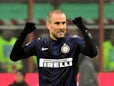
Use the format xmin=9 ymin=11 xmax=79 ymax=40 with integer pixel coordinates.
xmin=103 ymin=30 xmax=114 ymax=71
xmin=10 ymin=9 xmax=98 ymax=86
xmin=9 ymin=69 xmax=29 ymax=86
xmin=0 ymin=30 xmax=23 ymax=72
xmin=78 ymin=55 xmax=99 ymax=86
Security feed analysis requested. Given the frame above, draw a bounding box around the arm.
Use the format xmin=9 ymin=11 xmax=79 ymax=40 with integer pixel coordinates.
xmin=10 ymin=22 xmax=36 ymax=61
xmin=72 ymin=17 xmax=98 ymax=58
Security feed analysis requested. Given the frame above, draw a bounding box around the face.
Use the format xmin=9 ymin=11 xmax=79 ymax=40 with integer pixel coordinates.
xmin=46 ymin=13 xmax=66 ymax=40
xmin=2 ymin=30 xmax=14 ymax=41
xmin=15 ymin=72 xmax=24 ymax=83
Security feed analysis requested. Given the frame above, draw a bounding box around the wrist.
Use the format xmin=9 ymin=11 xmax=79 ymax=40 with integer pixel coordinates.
xmin=83 ymin=30 xmax=93 ymax=40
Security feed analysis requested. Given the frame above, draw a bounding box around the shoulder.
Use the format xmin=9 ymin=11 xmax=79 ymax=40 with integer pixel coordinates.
xmin=9 ymin=82 xmax=16 ymax=86
xmin=67 ymin=35 xmax=83 ymax=40
xmin=35 ymin=37 xmax=49 ymax=42
xmin=23 ymin=82 xmax=29 ymax=86
xmin=67 ymin=35 xmax=84 ymax=44
xmin=0 ymin=36 xmax=5 ymax=42
xmin=103 ymin=40 xmax=114 ymax=50
xmin=103 ymin=40 xmax=111 ymax=45
xmin=103 ymin=40 xmax=112 ymax=47
xmin=25 ymin=38 xmax=41 ymax=47
xmin=25 ymin=37 xmax=49 ymax=46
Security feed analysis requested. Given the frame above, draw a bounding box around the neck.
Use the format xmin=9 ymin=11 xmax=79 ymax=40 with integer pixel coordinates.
xmin=50 ymin=34 xmax=57 ymax=40
xmin=50 ymin=35 xmax=65 ymax=45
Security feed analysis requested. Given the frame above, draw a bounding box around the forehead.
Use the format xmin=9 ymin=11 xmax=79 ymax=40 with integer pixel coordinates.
xmin=50 ymin=13 xmax=66 ymax=22
xmin=16 ymin=72 xmax=23 ymax=76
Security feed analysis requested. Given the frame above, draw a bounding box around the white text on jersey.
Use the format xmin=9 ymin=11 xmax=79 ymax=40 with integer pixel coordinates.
xmin=39 ymin=58 xmax=73 ymax=68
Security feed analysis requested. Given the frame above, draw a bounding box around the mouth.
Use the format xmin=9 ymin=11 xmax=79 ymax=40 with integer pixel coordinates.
xmin=58 ymin=31 xmax=65 ymax=35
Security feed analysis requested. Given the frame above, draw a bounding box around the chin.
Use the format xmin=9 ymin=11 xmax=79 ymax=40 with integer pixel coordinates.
xmin=58 ymin=35 xmax=65 ymax=38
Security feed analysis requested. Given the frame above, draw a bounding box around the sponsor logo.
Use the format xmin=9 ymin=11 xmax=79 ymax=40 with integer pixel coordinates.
xmin=41 ymin=47 xmax=48 ymax=51
xmin=39 ymin=58 xmax=73 ymax=68
xmin=25 ymin=42 xmax=31 ymax=46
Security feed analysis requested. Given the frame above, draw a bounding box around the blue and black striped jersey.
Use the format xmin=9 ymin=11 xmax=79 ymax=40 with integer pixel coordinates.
xmin=25 ymin=35 xmax=86 ymax=86
xmin=10 ymin=34 xmax=97 ymax=86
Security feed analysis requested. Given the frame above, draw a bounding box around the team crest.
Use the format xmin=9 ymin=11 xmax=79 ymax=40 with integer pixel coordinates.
xmin=61 ymin=43 xmax=70 ymax=53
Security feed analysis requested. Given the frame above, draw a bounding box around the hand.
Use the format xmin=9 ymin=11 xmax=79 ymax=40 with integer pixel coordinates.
xmin=72 ymin=17 xmax=83 ymax=26
xmin=21 ymin=22 xmax=36 ymax=37
xmin=72 ymin=17 xmax=93 ymax=39
xmin=72 ymin=17 xmax=89 ymax=32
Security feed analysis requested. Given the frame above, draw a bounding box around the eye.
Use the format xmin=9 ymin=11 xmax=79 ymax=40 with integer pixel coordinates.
xmin=62 ymin=22 xmax=66 ymax=25
xmin=55 ymin=22 xmax=60 ymax=25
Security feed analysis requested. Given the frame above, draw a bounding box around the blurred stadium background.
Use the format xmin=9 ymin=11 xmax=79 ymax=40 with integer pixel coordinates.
xmin=0 ymin=0 xmax=114 ymax=86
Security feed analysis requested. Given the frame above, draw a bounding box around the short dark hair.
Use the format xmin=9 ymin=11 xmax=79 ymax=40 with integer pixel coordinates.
xmin=47 ymin=9 xmax=66 ymax=22
xmin=16 ymin=69 xmax=26 ymax=77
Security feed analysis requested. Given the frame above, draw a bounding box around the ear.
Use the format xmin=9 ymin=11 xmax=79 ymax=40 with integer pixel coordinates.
xmin=46 ymin=22 xmax=50 ymax=30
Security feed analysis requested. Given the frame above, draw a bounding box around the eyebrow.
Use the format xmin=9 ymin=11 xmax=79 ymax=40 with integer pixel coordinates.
xmin=54 ymin=21 xmax=66 ymax=24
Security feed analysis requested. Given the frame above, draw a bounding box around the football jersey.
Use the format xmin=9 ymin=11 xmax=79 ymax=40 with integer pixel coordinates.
xmin=24 ymin=35 xmax=85 ymax=86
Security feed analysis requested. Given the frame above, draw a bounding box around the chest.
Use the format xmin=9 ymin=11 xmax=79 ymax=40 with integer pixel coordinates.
xmin=37 ymin=40 xmax=78 ymax=59
xmin=37 ymin=39 xmax=80 ymax=68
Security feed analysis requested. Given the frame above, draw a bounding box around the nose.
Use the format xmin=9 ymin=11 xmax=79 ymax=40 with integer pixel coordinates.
xmin=59 ymin=23 xmax=64 ymax=30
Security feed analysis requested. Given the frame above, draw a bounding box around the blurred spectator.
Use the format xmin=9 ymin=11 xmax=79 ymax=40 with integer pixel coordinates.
xmin=78 ymin=55 xmax=99 ymax=86
xmin=103 ymin=30 xmax=114 ymax=71
xmin=9 ymin=69 xmax=29 ymax=86
xmin=0 ymin=30 xmax=23 ymax=73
